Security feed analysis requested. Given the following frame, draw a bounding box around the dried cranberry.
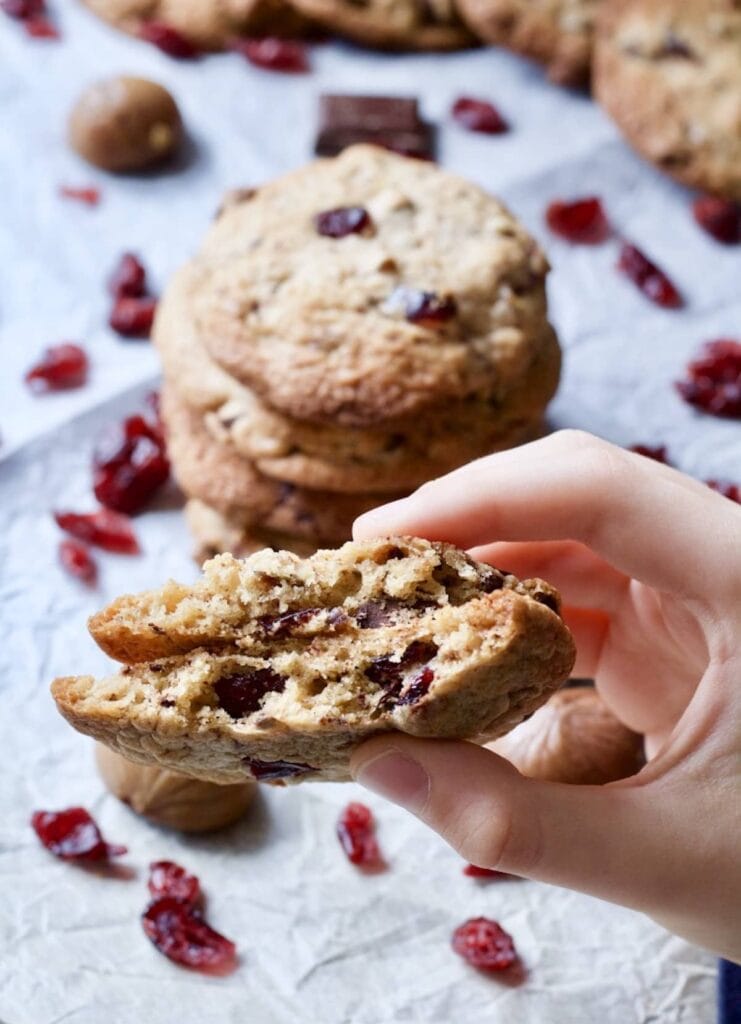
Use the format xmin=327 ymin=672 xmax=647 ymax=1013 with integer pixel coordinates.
xmin=54 ymin=508 xmax=140 ymax=554
xmin=707 ymin=480 xmax=740 ymax=502
xmin=545 ymin=197 xmax=610 ymax=244
xmin=93 ymin=413 xmax=170 ymax=514
xmin=675 ymin=339 xmax=741 ymax=418
xmin=214 ymin=668 xmax=285 ymax=718
xmin=244 ymin=758 xmax=312 ymax=780
xmin=59 ymin=186 xmax=101 ymax=206
xmin=693 ymin=195 xmax=741 ymax=245
xmin=25 ymin=343 xmax=88 ymax=392
xmin=451 ymin=97 xmax=508 ymax=135
xmin=59 ymin=539 xmax=98 ymax=585
xmin=707 ymin=480 xmax=740 ymax=503
xmin=25 ymin=14 xmax=57 ymax=34
xmin=148 ymin=861 xmax=201 ymax=906
xmin=139 ymin=21 xmax=198 ymax=58
xmin=396 ymin=665 xmax=434 ymax=706
xmin=337 ymin=802 xmax=383 ymax=867
xmin=463 ymin=864 xmax=514 ymax=879
xmin=630 ymin=444 xmax=669 ymax=463
xmin=315 ymin=206 xmax=372 ymax=238
xmin=142 ymin=897 xmax=236 ymax=973
xmin=31 ymin=807 xmax=126 ymax=861
xmin=109 ymin=253 xmax=147 ymax=299
xmin=258 ymin=608 xmax=320 ymax=638
xmin=401 ymin=289 xmax=457 ymax=327
xmin=366 ymin=640 xmax=437 ymax=687
xmin=451 ymin=917 xmax=518 ymax=972
xmin=232 ymin=37 xmax=310 ymax=73
xmin=1 ymin=0 xmax=43 ymax=17
xmin=617 ymin=243 xmax=683 ymax=308
xmin=109 ymin=296 xmax=157 ymax=338
xmin=366 ymin=640 xmax=437 ymax=706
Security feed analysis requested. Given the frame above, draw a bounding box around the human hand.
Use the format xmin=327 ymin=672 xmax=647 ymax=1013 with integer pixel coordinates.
xmin=351 ymin=431 xmax=741 ymax=962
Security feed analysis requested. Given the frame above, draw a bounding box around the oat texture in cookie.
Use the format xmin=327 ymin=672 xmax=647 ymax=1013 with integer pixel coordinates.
xmin=595 ymin=0 xmax=741 ymax=199
xmin=52 ymin=537 xmax=575 ymax=783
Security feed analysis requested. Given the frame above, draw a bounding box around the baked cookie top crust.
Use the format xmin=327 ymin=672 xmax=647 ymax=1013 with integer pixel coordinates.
xmin=52 ymin=537 xmax=575 ymax=783
xmin=188 ymin=145 xmax=552 ymax=428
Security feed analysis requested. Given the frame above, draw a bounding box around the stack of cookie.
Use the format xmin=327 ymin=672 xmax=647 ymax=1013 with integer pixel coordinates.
xmin=154 ymin=145 xmax=562 ymax=561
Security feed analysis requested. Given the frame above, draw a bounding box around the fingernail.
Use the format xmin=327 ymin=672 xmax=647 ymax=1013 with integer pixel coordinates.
xmin=353 ymin=750 xmax=429 ymax=815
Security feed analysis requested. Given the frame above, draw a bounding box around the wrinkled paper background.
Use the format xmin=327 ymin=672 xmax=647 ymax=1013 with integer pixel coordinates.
xmin=1 ymin=4 xmax=738 ymax=1021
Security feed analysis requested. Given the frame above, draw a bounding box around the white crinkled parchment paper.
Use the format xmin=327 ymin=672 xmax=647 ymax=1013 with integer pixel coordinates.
xmin=1 ymin=4 xmax=737 ymax=1021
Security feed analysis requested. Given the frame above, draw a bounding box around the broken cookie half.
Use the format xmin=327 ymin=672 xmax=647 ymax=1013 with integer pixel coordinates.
xmin=52 ymin=537 xmax=575 ymax=784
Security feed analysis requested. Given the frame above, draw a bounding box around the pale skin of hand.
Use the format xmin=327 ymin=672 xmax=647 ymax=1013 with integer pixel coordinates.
xmin=350 ymin=431 xmax=741 ymax=963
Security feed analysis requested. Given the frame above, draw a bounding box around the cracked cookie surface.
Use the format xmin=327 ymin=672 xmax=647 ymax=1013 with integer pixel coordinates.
xmin=52 ymin=537 xmax=575 ymax=783
xmin=176 ymin=145 xmax=556 ymax=429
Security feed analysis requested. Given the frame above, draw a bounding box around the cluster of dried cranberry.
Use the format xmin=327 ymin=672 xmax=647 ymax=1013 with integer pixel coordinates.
xmin=54 ymin=508 xmax=140 ymax=586
xmin=33 ymin=799 xmax=519 ymax=977
xmin=143 ymin=861 xmax=236 ymax=972
xmin=545 ymin=196 xmax=684 ymax=308
xmin=53 ymin=393 xmax=168 ymax=585
xmin=108 ymin=252 xmax=158 ymax=338
xmin=675 ymin=339 xmax=741 ymax=420
xmin=32 ymin=809 xmax=237 ymax=972
xmin=135 ymin=19 xmax=312 ymax=72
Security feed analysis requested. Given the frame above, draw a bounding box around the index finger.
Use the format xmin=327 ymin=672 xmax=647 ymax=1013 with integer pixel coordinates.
xmin=353 ymin=430 xmax=741 ymax=607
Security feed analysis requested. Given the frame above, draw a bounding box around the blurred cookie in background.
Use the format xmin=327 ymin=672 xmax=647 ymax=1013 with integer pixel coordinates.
xmin=289 ymin=0 xmax=473 ymax=50
xmin=458 ymin=0 xmax=599 ymax=86
xmin=81 ymin=0 xmax=314 ymax=51
xmin=595 ymin=0 xmax=741 ymax=199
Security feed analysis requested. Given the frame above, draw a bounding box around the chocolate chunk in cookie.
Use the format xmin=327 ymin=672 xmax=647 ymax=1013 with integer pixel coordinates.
xmin=52 ymin=537 xmax=575 ymax=783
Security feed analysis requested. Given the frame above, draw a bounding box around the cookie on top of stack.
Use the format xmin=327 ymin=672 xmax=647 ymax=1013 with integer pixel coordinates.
xmin=154 ymin=144 xmax=562 ymax=561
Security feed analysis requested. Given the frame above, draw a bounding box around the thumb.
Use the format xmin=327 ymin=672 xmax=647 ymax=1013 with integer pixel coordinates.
xmin=350 ymin=735 xmax=664 ymax=915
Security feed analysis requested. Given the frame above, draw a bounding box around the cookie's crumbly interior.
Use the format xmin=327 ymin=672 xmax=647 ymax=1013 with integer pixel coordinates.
xmin=89 ymin=536 xmax=558 ymax=662
xmin=53 ymin=538 xmax=574 ymax=783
